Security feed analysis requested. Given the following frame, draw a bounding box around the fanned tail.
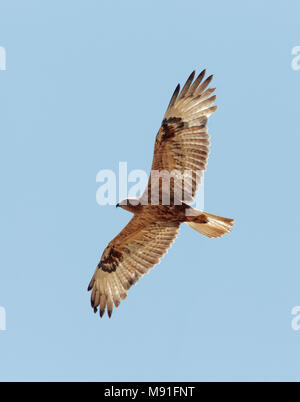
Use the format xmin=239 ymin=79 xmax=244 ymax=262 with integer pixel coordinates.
xmin=186 ymin=212 xmax=234 ymax=238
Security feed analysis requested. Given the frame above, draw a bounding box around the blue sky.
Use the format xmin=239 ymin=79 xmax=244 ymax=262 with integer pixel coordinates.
xmin=1 ymin=0 xmax=300 ymax=381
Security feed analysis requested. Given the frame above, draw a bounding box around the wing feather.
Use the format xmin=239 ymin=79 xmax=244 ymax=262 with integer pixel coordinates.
xmin=178 ymin=70 xmax=195 ymax=99
xmin=88 ymin=216 xmax=180 ymax=317
xmin=143 ymin=70 xmax=217 ymax=205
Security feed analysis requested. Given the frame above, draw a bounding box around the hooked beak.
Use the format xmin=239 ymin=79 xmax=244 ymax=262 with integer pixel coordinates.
xmin=116 ymin=203 xmax=119 ymax=208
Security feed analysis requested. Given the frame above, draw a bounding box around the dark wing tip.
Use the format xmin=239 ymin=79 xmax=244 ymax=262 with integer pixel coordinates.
xmin=188 ymin=69 xmax=207 ymax=94
xmin=179 ymin=70 xmax=196 ymax=99
xmin=187 ymin=70 xmax=196 ymax=81
xmin=87 ymin=282 xmax=93 ymax=292
xmin=197 ymin=69 xmax=206 ymax=80
xmin=174 ymin=83 xmax=180 ymax=96
xmin=166 ymin=83 xmax=180 ymax=110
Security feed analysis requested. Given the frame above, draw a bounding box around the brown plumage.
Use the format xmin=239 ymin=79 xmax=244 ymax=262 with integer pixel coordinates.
xmin=88 ymin=70 xmax=234 ymax=318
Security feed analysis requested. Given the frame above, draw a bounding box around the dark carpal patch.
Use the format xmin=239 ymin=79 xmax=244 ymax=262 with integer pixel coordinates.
xmin=162 ymin=117 xmax=182 ymax=125
xmin=161 ymin=122 xmax=176 ymax=142
xmin=161 ymin=117 xmax=187 ymax=142
xmin=98 ymin=247 xmax=123 ymax=273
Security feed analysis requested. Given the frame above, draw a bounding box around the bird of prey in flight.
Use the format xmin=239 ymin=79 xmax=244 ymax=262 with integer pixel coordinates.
xmin=88 ymin=70 xmax=234 ymax=318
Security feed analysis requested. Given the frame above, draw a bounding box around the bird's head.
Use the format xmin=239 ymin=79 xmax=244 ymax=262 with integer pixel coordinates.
xmin=116 ymin=198 xmax=141 ymax=212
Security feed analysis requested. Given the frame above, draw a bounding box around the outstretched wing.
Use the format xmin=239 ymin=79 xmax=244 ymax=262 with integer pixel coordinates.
xmin=143 ymin=70 xmax=217 ymax=205
xmin=88 ymin=216 xmax=180 ymax=318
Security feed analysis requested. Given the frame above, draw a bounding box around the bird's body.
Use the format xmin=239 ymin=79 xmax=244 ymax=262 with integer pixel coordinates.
xmin=88 ymin=70 xmax=234 ymax=317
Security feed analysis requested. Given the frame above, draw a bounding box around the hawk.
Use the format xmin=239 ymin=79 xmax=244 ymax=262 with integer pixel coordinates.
xmin=88 ymin=70 xmax=234 ymax=318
